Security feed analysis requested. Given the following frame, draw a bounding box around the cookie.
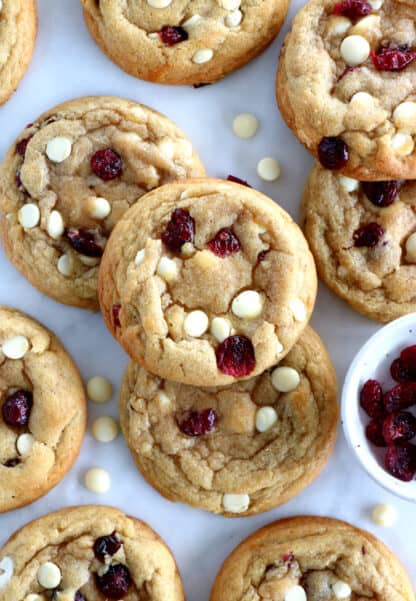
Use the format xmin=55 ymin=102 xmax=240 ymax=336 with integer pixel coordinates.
xmin=210 ymin=516 xmax=415 ymax=601
xmin=80 ymin=0 xmax=289 ymax=85
xmin=276 ymin=0 xmax=416 ymax=180
xmin=0 ymin=505 xmax=184 ymax=601
xmin=0 ymin=0 xmax=37 ymax=106
xmin=0 ymin=96 xmax=205 ymax=309
xmin=119 ymin=326 xmax=338 ymax=516
xmin=98 ymin=178 xmax=317 ymax=387
xmin=302 ymin=165 xmax=416 ymax=322
xmin=0 ymin=307 xmax=86 ymax=513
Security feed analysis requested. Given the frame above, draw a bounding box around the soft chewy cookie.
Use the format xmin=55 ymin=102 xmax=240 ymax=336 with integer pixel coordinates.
xmin=0 ymin=505 xmax=184 ymax=601
xmin=119 ymin=326 xmax=338 ymax=516
xmin=210 ymin=516 xmax=415 ymax=601
xmin=99 ymin=178 xmax=317 ymax=387
xmin=0 ymin=96 xmax=204 ymax=309
xmin=80 ymin=0 xmax=289 ymax=85
xmin=0 ymin=307 xmax=86 ymax=513
xmin=302 ymin=165 xmax=416 ymax=322
xmin=0 ymin=0 xmax=37 ymax=105
xmin=277 ymin=0 xmax=416 ymax=180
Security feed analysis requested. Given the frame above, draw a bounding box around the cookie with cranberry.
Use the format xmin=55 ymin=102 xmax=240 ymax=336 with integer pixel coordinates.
xmin=302 ymin=164 xmax=416 ymax=321
xmin=0 ymin=505 xmax=184 ymax=601
xmin=210 ymin=516 xmax=415 ymax=601
xmin=0 ymin=96 xmax=205 ymax=309
xmin=119 ymin=326 xmax=338 ymax=516
xmin=0 ymin=306 xmax=86 ymax=513
xmin=98 ymin=178 xmax=317 ymax=386
xmin=277 ymin=0 xmax=416 ymax=180
xmin=80 ymin=0 xmax=289 ymax=85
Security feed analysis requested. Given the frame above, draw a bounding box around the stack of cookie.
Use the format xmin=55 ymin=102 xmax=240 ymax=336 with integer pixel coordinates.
xmin=276 ymin=0 xmax=416 ymax=322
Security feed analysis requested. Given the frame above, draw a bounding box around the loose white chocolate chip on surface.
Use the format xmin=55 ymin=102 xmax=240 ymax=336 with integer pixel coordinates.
xmin=16 ymin=433 xmax=35 ymax=456
xmin=372 ymin=503 xmax=398 ymax=527
xmin=271 ymin=366 xmax=300 ymax=393
xmin=45 ymin=136 xmax=72 ymax=163
xmin=37 ymin=562 xmax=61 ymax=589
xmin=225 ymin=10 xmax=242 ymax=27
xmin=47 ymin=210 xmax=64 ymax=239
xmin=340 ymin=35 xmax=370 ymax=66
xmin=18 ymin=203 xmax=40 ymax=228
xmin=232 ymin=113 xmax=258 ymax=139
xmin=88 ymin=197 xmax=111 ymax=219
xmin=87 ymin=376 xmax=113 ymax=403
xmin=84 ymin=467 xmax=111 ymax=493
xmin=57 ymin=254 xmax=73 ymax=277
xmin=256 ymin=406 xmax=278 ymax=432
xmin=232 ymin=290 xmax=263 ymax=319
xmin=327 ymin=15 xmax=351 ymax=36
xmin=406 ymin=232 xmax=416 ymax=262
xmin=393 ymin=101 xmax=416 ymax=132
xmin=210 ymin=317 xmax=231 ymax=342
xmin=222 ymin=493 xmax=250 ymax=513
xmin=332 ymin=581 xmax=352 ymax=599
xmin=257 ymin=157 xmax=281 ymax=181
xmin=157 ymin=257 xmax=178 ymax=282
xmin=134 ymin=249 xmax=146 ymax=266
xmin=2 ymin=336 xmax=29 ymax=360
xmin=184 ymin=310 xmax=209 ymax=337
xmin=391 ymin=132 xmax=415 ymax=156
xmin=147 ymin=0 xmax=172 ymax=7
xmin=285 ymin=585 xmax=307 ymax=601
xmin=192 ymin=48 xmax=214 ymax=64
xmin=0 ymin=557 xmax=13 ymax=589
xmin=92 ymin=416 xmax=119 ymax=442
xmin=339 ymin=175 xmax=359 ymax=192
xmin=182 ymin=15 xmax=201 ymax=28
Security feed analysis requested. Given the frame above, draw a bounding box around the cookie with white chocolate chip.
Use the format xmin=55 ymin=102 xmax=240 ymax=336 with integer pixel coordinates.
xmin=98 ymin=178 xmax=317 ymax=386
xmin=119 ymin=326 xmax=338 ymax=516
xmin=0 ymin=505 xmax=184 ymax=601
xmin=0 ymin=306 xmax=86 ymax=513
xmin=0 ymin=96 xmax=205 ymax=309
xmin=276 ymin=0 xmax=416 ymax=180
xmin=302 ymin=164 xmax=416 ymax=322
xmin=80 ymin=0 xmax=289 ymax=85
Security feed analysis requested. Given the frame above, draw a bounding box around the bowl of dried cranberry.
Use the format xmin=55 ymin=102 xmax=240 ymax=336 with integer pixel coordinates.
xmin=342 ymin=313 xmax=416 ymax=502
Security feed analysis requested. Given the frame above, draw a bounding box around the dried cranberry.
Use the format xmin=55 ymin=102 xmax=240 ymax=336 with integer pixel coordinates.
xmin=360 ymin=379 xmax=384 ymax=419
xmin=2 ymin=390 xmax=33 ymax=427
xmin=257 ymin=250 xmax=268 ymax=262
xmin=216 ymin=335 xmax=255 ymax=377
xmin=318 ymin=137 xmax=349 ymax=170
xmin=93 ymin=532 xmax=121 ymax=563
xmin=282 ymin=552 xmax=294 ymax=563
xmin=383 ymin=412 xmax=416 ymax=445
xmin=353 ymin=223 xmax=384 ymax=247
xmin=385 ymin=443 xmax=416 ymax=481
xmin=371 ymin=45 xmax=416 ymax=71
xmin=112 ymin=304 xmax=121 ymax=328
xmin=3 ymin=458 xmax=20 ymax=467
xmin=65 ymin=228 xmax=104 ymax=257
xmin=95 ymin=564 xmax=131 ymax=599
xmin=366 ymin=419 xmax=387 ymax=447
xmin=179 ymin=408 xmax=217 ymax=436
xmin=333 ymin=0 xmax=371 ymax=18
xmin=227 ymin=175 xmax=252 ymax=188
xmin=362 ymin=181 xmax=400 ymax=207
xmin=390 ymin=358 xmax=412 ymax=383
xmin=75 ymin=593 xmax=86 ymax=601
xmin=161 ymin=208 xmax=195 ymax=252
xmin=207 ymin=228 xmax=241 ymax=257
xmin=158 ymin=25 xmax=188 ymax=45
xmin=91 ymin=148 xmax=123 ymax=181
xmin=16 ymin=135 xmax=33 ymax=157
xmin=400 ymin=345 xmax=416 ymax=380
xmin=384 ymin=382 xmax=416 ymax=413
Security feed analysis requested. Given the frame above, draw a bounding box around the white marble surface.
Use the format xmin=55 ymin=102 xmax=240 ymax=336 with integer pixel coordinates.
xmin=0 ymin=0 xmax=415 ymax=597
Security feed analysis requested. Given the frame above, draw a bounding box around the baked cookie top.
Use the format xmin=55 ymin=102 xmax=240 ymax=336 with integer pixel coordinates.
xmin=277 ymin=0 xmax=416 ymax=180
xmin=119 ymin=326 xmax=338 ymax=516
xmin=0 ymin=505 xmax=184 ymax=601
xmin=0 ymin=307 xmax=86 ymax=513
xmin=210 ymin=516 xmax=415 ymax=601
xmin=0 ymin=0 xmax=37 ymax=105
xmin=0 ymin=96 xmax=204 ymax=309
xmin=99 ymin=178 xmax=317 ymax=387
xmin=81 ymin=0 xmax=289 ymax=85
xmin=302 ymin=165 xmax=416 ymax=322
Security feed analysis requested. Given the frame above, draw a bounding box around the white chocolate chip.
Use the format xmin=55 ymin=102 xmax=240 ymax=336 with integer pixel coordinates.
xmin=339 ymin=175 xmax=359 ymax=192
xmin=87 ymin=197 xmax=111 ymax=219
xmin=84 ymin=467 xmax=111 ymax=493
xmin=372 ymin=503 xmax=398 ymax=527
xmin=225 ymin=10 xmax=242 ymax=27
xmin=147 ymin=0 xmax=172 ymax=7
xmin=92 ymin=416 xmax=119 ymax=443
xmin=222 ymin=493 xmax=250 ymax=513
xmin=87 ymin=376 xmax=113 ymax=403
xmin=393 ymin=101 xmax=416 ymax=132
xmin=181 ymin=242 xmax=196 ymax=256
xmin=57 ymin=254 xmax=73 ymax=277
xmin=134 ymin=249 xmax=146 ymax=266
xmin=406 ymin=232 xmax=416 ymax=262
xmin=369 ymin=0 xmax=383 ymax=7
xmin=47 ymin=210 xmax=64 ymax=239
xmin=276 ymin=338 xmax=284 ymax=356
xmin=219 ymin=0 xmax=241 ymax=9
xmin=79 ymin=255 xmax=100 ymax=266
xmin=158 ymin=138 xmax=175 ymax=160
xmin=350 ymin=14 xmax=381 ymax=36
xmin=184 ymin=310 xmax=209 ymax=337
xmin=18 ymin=204 xmax=40 ymax=228
xmin=25 ymin=595 xmax=43 ymax=601
xmin=37 ymin=562 xmax=61 ymax=589
xmin=157 ymin=391 xmax=171 ymax=407
xmin=182 ymin=15 xmax=201 ymax=28
xmin=192 ymin=48 xmax=214 ymax=64
xmin=147 ymin=32 xmax=159 ymax=39
xmin=2 ymin=336 xmax=29 ymax=360
xmin=210 ymin=317 xmax=231 ymax=342
xmin=157 ymin=257 xmax=178 ymax=282
xmin=257 ymin=157 xmax=280 ymax=181
xmin=290 ymin=299 xmax=307 ymax=322
xmin=271 ymin=366 xmax=300 ymax=393
xmin=391 ymin=132 xmax=415 ymax=156
xmin=0 ymin=1 xmax=3 ymax=11
xmin=232 ymin=290 xmax=263 ymax=319
xmin=327 ymin=15 xmax=351 ymax=36
xmin=46 ymin=137 xmax=72 ymax=163
xmin=338 ymin=265 xmax=349 ymax=278
xmin=285 ymin=585 xmax=307 ymax=601
xmin=0 ymin=557 xmax=13 ymax=589
xmin=16 ymin=433 xmax=35 ymax=456
xmin=232 ymin=113 xmax=258 ymax=139
xmin=340 ymin=35 xmax=370 ymax=66
xmin=256 ymin=407 xmax=278 ymax=432
xmin=350 ymin=91 xmax=375 ymax=108
xmin=332 ymin=581 xmax=352 ymax=599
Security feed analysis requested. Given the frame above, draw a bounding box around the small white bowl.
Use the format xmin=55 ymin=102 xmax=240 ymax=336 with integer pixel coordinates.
xmin=342 ymin=312 xmax=416 ymax=502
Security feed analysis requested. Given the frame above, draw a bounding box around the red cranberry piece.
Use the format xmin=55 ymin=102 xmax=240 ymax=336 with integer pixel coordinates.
xmin=3 ymin=458 xmax=20 ymax=467
xmin=93 ymin=532 xmax=121 ymax=563
xmin=216 ymin=335 xmax=255 ymax=377
xmin=385 ymin=443 xmax=416 ymax=481
xmin=371 ymin=45 xmax=416 ymax=71
xmin=161 ymin=208 xmax=195 ymax=252
xmin=366 ymin=419 xmax=387 ymax=447
xmin=337 ymin=66 xmax=357 ymax=81
xmin=390 ymin=358 xmax=411 ymax=383
xmin=16 ymin=135 xmax=33 ymax=157
xmin=333 ymin=0 xmax=371 ymax=18
xmin=282 ymin=552 xmax=294 ymax=563
xmin=257 ymin=250 xmax=268 ymax=262
xmin=384 ymin=382 xmax=416 ymax=413
xmin=179 ymin=408 xmax=217 ymax=436
xmin=227 ymin=175 xmax=252 ymax=188
xmin=112 ymin=304 xmax=121 ymax=328
xmin=318 ymin=137 xmax=349 ymax=170
xmin=2 ymin=390 xmax=33 ymax=427
xmin=158 ymin=25 xmax=188 ymax=45
xmin=362 ymin=181 xmax=400 ymax=207
xmin=95 ymin=564 xmax=132 ymax=599
xmin=359 ymin=379 xmax=384 ymax=419
xmin=207 ymin=228 xmax=241 ymax=257
xmin=383 ymin=412 xmax=416 ymax=445
xmin=400 ymin=345 xmax=416 ymax=380
xmin=75 ymin=593 xmax=85 ymax=601
xmin=65 ymin=228 xmax=104 ymax=257
xmin=353 ymin=223 xmax=384 ymax=247
xmin=91 ymin=148 xmax=123 ymax=181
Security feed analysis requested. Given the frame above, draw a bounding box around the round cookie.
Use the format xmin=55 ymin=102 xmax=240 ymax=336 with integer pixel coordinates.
xmin=0 ymin=306 xmax=86 ymax=513
xmin=0 ymin=96 xmax=205 ymax=309
xmin=276 ymin=0 xmax=416 ymax=180
xmin=210 ymin=516 xmax=415 ymax=601
xmin=302 ymin=165 xmax=416 ymax=322
xmin=0 ymin=0 xmax=37 ymax=106
xmin=0 ymin=505 xmax=184 ymax=601
xmin=80 ymin=0 xmax=289 ymax=85
xmin=98 ymin=178 xmax=317 ymax=387
xmin=119 ymin=326 xmax=338 ymax=516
